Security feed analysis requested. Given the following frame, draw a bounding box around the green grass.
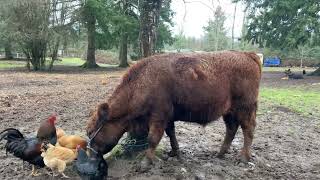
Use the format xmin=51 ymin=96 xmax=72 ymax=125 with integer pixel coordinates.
xmin=55 ymin=58 xmax=85 ymax=66
xmin=56 ymin=58 xmax=119 ymax=67
xmin=98 ymin=63 xmax=119 ymax=68
xmin=260 ymin=88 xmax=320 ymax=118
xmin=0 ymin=61 xmax=25 ymax=69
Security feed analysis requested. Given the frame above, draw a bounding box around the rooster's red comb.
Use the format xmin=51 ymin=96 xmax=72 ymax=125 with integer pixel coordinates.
xmin=48 ymin=114 xmax=57 ymax=123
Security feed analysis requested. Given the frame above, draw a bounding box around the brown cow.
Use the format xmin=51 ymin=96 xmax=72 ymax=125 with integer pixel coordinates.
xmin=87 ymin=51 xmax=261 ymax=168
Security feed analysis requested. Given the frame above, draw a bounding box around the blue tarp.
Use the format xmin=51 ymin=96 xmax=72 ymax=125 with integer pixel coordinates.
xmin=264 ymin=57 xmax=281 ymax=67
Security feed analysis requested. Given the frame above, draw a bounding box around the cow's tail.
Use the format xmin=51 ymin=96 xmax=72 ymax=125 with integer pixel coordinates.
xmin=245 ymin=52 xmax=262 ymax=75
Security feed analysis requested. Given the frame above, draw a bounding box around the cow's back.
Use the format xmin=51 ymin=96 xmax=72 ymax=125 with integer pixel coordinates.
xmin=169 ymin=51 xmax=261 ymax=123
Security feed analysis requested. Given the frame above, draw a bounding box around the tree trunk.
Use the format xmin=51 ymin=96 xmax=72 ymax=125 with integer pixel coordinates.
xmin=30 ymin=42 xmax=40 ymax=71
xmin=31 ymin=55 xmax=40 ymax=71
xmin=139 ymin=0 xmax=152 ymax=57
xmin=139 ymin=0 xmax=162 ymax=57
xmin=49 ymin=38 xmax=60 ymax=71
xmin=40 ymin=41 xmax=47 ymax=70
xmin=231 ymin=3 xmax=237 ymax=49
xmin=23 ymin=49 xmax=31 ymax=71
xmin=118 ymin=0 xmax=129 ymax=68
xmin=215 ymin=26 xmax=219 ymax=51
xmin=300 ymin=48 xmax=304 ymax=68
xmin=151 ymin=0 xmax=162 ymax=54
xmin=29 ymin=40 xmax=46 ymax=71
xmin=119 ymin=32 xmax=129 ymax=67
xmin=82 ymin=11 xmax=98 ymax=68
xmin=52 ymin=39 xmax=60 ymax=62
xmin=241 ymin=9 xmax=247 ymax=49
xmin=5 ymin=42 xmax=14 ymax=60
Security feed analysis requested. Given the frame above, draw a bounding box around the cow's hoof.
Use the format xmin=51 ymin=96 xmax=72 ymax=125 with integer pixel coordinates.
xmin=216 ymin=152 xmax=225 ymax=159
xmin=176 ymin=152 xmax=183 ymax=162
xmin=168 ymin=150 xmax=177 ymax=157
xmin=139 ymin=157 xmax=152 ymax=172
xmin=168 ymin=150 xmax=183 ymax=162
xmin=238 ymin=154 xmax=250 ymax=163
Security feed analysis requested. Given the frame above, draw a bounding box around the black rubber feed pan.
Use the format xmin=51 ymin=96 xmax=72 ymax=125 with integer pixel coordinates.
xmin=74 ymin=148 xmax=108 ymax=180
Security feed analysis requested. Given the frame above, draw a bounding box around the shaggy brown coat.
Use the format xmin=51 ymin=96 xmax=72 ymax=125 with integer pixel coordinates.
xmin=87 ymin=51 xmax=261 ymax=163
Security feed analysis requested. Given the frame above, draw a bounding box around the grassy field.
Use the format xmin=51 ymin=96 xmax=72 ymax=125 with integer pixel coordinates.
xmin=259 ymin=88 xmax=320 ymax=118
xmin=0 ymin=58 xmax=118 ymax=69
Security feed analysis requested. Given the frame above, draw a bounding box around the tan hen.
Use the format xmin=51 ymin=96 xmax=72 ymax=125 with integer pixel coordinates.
xmin=41 ymin=144 xmax=77 ymax=178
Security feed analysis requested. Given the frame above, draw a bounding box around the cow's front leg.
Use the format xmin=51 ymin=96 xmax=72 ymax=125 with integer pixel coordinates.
xmin=165 ymin=120 xmax=181 ymax=160
xmin=141 ymin=118 xmax=165 ymax=170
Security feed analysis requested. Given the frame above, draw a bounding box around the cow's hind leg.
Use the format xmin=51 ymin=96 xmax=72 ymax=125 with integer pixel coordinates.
xmin=238 ymin=105 xmax=257 ymax=162
xmin=165 ymin=121 xmax=181 ymax=160
xmin=217 ymin=113 xmax=239 ymax=158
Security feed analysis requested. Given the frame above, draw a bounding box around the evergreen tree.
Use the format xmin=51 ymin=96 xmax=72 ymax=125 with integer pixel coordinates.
xmin=203 ymin=6 xmax=229 ymax=51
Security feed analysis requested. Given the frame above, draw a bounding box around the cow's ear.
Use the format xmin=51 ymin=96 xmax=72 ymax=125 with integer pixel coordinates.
xmin=97 ymin=103 xmax=109 ymax=119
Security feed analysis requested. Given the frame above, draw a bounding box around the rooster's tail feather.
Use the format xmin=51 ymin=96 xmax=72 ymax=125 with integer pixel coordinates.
xmin=0 ymin=128 xmax=24 ymax=142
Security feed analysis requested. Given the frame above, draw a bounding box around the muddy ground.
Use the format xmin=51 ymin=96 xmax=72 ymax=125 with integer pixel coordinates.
xmin=0 ymin=66 xmax=320 ymax=180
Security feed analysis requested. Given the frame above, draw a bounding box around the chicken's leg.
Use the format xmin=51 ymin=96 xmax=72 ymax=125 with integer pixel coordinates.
xmin=52 ymin=171 xmax=59 ymax=177
xmin=29 ymin=165 xmax=41 ymax=176
xmin=61 ymin=172 xmax=69 ymax=178
xmin=45 ymin=168 xmax=53 ymax=176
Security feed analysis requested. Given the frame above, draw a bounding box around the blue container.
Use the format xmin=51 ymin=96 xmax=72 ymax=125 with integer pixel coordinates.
xmin=264 ymin=57 xmax=281 ymax=67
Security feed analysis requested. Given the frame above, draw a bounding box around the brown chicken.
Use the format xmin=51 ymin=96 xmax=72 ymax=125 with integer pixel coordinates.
xmin=58 ymin=135 xmax=87 ymax=152
xmin=37 ymin=114 xmax=57 ymax=145
xmin=41 ymin=143 xmax=77 ymax=178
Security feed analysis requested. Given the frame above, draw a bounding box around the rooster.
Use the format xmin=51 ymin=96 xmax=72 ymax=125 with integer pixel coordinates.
xmin=75 ymin=148 xmax=108 ymax=180
xmin=0 ymin=128 xmax=45 ymax=176
xmin=37 ymin=114 xmax=57 ymax=145
xmin=0 ymin=114 xmax=58 ymax=176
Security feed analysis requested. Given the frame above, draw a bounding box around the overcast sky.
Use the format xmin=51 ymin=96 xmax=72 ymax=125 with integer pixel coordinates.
xmin=171 ymin=0 xmax=245 ymax=38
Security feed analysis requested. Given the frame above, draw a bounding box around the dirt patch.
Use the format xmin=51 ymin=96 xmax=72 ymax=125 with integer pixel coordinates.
xmin=274 ymin=106 xmax=293 ymax=113
xmin=106 ymin=110 xmax=320 ymax=180
xmin=261 ymin=71 xmax=320 ymax=91
xmin=0 ymin=68 xmax=320 ymax=179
